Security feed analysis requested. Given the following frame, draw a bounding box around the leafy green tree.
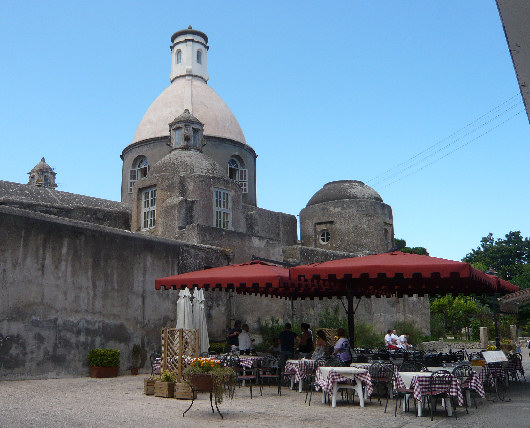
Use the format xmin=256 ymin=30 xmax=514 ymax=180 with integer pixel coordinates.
xmin=395 ymin=238 xmax=429 ymax=256
xmin=430 ymin=295 xmax=479 ymax=339
xmin=463 ymin=231 xmax=529 ymax=327
xmin=463 ymin=231 xmax=529 ymax=283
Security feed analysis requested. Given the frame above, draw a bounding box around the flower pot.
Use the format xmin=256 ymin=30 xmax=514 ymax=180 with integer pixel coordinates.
xmin=144 ymin=378 xmax=155 ymax=395
xmin=154 ymin=381 xmax=175 ymax=398
xmin=90 ymin=366 xmax=119 ymax=378
xmin=131 ymin=368 xmax=139 ymax=375
xmin=189 ymin=373 xmax=214 ymax=392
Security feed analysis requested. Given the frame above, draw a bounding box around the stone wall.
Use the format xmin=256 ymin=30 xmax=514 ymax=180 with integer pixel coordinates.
xmin=0 ymin=206 xmax=229 ymax=379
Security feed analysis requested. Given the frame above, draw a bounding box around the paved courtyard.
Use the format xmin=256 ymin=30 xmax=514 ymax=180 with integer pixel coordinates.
xmin=1 ymin=354 xmax=529 ymax=428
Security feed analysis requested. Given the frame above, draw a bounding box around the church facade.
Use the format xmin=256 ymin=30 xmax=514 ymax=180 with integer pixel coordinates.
xmin=0 ymin=27 xmax=429 ymax=379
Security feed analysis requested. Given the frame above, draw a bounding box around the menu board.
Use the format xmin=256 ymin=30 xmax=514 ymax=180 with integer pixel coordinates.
xmin=482 ymin=350 xmax=508 ymax=363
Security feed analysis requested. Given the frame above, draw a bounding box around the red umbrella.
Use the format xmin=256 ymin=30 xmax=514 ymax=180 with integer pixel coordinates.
xmin=290 ymin=251 xmax=519 ymax=345
xmin=291 ymin=251 xmax=508 ymax=297
xmin=155 ymin=260 xmax=292 ymax=296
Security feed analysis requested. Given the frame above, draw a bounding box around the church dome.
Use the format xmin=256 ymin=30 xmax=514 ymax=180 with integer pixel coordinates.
xmin=132 ymin=73 xmax=246 ymax=145
xmin=306 ymin=180 xmax=382 ymax=206
xmin=150 ymin=148 xmax=225 ymax=178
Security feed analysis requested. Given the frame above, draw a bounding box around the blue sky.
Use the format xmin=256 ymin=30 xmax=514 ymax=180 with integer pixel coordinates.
xmin=1 ymin=1 xmax=528 ymax=261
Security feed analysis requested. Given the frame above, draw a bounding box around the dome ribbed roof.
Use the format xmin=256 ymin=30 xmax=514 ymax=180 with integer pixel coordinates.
xmin=132 ymin=78 xmax=246 ymax=145
xmin=306 ymin=180 xmax=383 ymax=207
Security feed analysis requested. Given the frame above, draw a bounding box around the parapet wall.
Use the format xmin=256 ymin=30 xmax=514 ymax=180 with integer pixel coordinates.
xmin=0 ymin=206 xmax=229 ymax=379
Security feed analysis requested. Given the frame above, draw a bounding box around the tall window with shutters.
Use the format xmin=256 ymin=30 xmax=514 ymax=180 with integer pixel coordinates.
xmin=213 ymin=188 xmax=231 ymax=230
xmin=228 ymin=158 xmax=248 ymax=193
xmin=142 ymin=187 xmax=156 ymax=230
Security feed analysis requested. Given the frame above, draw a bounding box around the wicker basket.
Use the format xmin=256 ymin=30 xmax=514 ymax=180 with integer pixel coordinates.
xmin=154 ymin=381 xmax=175 ymax=398
xmin=144 ymin=378 xmax=155 ymax=395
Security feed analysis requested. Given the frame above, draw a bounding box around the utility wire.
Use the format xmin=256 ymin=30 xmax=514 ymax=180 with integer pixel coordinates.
xmin=379 ymin=108 xmax=525 ymax=189
xmin=371 ymin=101 xmax=523 ymax=187
xmin=366 ymin=93 xmax=523 ymax=185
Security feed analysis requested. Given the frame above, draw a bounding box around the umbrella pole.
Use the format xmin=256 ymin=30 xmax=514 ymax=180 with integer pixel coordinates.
xmin=347 ymin=289 xmax=354 ymax=348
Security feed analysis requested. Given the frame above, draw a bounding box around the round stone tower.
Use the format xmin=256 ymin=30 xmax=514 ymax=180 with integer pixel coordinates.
xmin=299 ymin=180 xmax=394 ymax=254
xmin=121 ymin=27 xmax=257 ymax=207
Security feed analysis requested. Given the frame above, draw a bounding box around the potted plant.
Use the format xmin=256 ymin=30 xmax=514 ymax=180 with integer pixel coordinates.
xmin=88 ymin=348 xmax=120 ymax=378
xmin=183 ymin=357 xmax=235 ymax=406
xmin=154 ymin=370 xmax=176 ymax=398
xmin=130 ymin=344 xmax=142 ymax=375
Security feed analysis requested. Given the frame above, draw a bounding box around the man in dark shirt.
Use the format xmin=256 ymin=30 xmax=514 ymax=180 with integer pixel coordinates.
xmin=279 ymin=322 xmax=298 ymax=370
xmin=226 ymin=320 xmax=242 ymax=352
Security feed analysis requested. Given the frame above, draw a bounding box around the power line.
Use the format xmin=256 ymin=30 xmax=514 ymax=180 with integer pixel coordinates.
xmin=371 ymin=101 xmax=523 ymax=187
xmin=366 ymin=93 xmax=523 ymax=185
xmin=379 ymin=108 xmax=525 ymax=189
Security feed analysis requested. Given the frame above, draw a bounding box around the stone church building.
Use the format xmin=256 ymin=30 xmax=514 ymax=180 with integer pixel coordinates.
xmin=0 ymin=27 xmax=429 ymax=379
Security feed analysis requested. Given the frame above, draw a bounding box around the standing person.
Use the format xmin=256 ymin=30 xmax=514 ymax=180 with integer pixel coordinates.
xmin=312 ymin=330 xmax=329 ymax=360
xmin=298 ymin=323 xmax=314 ymax=358
xmin=238 ymin=324 xmax=253 ymax=355
xmin=226 ymin=320 xmax=242 ymax=352
xmin=279 ymin=322 xmax=298 ymax=369
xmin=333 ymin=328 xmax=352 ymax=365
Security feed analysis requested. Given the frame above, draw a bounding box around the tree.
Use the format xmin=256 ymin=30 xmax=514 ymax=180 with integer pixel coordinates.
xmin=430 ymin=295 xmax=479 ymax=339
xmin=463 ymin=231 xmax=529 ymax=284
xmin=463 ymin=231 xmax=530 ymax=328
xmin=395 ymin=238 xmax=429 ymax=256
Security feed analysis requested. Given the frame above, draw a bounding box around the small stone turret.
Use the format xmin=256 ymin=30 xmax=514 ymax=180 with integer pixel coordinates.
xmin=27 ymin=157 xmax=57 ymax=189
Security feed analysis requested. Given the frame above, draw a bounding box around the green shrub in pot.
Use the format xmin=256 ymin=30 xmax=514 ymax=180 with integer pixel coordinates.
xmin=88 ymin=348 xmax=120 ymax=367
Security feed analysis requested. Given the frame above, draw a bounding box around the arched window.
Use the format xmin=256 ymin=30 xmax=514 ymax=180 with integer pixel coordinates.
xmin=228 ymin=158 xmax=248 ymax=193
xmin=176 ymin=50 xmax=182 ymax=64
xmin=128 ymin=156 xmax=149 ymax=193
xmin=196 ymin=50 xmax=202 ymax=64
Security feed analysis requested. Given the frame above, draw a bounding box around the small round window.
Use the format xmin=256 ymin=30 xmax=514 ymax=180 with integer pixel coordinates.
xmin=319 ymin=229 xmax=330 ymax=244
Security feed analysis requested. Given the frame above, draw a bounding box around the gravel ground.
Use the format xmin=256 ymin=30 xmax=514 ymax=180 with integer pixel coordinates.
xmin=1 ymin=353 xmax=529 ymax=428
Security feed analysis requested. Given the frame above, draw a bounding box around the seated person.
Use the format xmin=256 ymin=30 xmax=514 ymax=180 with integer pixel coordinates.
xmin=238 ymin=323 xmax=254 ymax=355
xmin=398 ymin=333 xmax=412 ymax=349
xmin=384 ymin=329 xmax=395 ymax=349
xmin=333 ymin=328 xmax=352 ymax=365
xmin=269 ymin=338 xmax=281 ymax=355
xmin=312 ymin=329 xmax=329 ymax=360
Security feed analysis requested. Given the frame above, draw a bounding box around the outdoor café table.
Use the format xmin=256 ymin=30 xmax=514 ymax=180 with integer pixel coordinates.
xmin=315 ymin=367 xmax=373 ymax=408
xmin=239 ymin=355 xmax=264 ymax=369
xmin=400 ymin=371 xmax=463 ymax=417
xmin=285 ymin=359 xmax=317 ymax=392
xmin=427 ymin=366 xmax=485 ymax=402
xmin=350 ymin=362 xmax=406 ymax=392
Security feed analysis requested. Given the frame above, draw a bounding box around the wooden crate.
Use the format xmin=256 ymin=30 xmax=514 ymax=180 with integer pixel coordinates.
xmin=154 ymin=381 xmax=175 ymax=398
xmin=144 ymin=378 xmax=155 ymax=395
xmin=174 ymin=382 xmax=196 ymax=400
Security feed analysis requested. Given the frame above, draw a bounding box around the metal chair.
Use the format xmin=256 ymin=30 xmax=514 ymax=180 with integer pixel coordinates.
xmin=428 ymin=370 xmax=457 ymax=421
xmin=258 ymin=355 xmax=281 ymax=395
xmin=452 ymin=365 xmax=476 ymax=413
xmin=368 ymin=361 xmax=394 ymax=411
xmin=399 ymin=360 xmax=427 ymax=372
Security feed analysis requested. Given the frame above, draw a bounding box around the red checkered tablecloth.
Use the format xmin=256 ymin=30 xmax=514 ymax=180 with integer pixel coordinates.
xmin=350 ymin=363 xmax=406 ymax=390
xmin=462 ymin=372 xmax=485 ymax=398
xmin=315 ymin=367 xmax=373 ymax=398
xmin=479 ymin=364 xmax=506 ymax=387
xmin=239 ymin=356 xmax=264 ymax=369
xmin=285 ymin=359 xmax=317 ymax=383
xmin=410 ymin=374 xmax=463 ymax=406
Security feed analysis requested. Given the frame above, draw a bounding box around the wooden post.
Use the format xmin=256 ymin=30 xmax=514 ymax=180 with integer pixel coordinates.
xmin=178 ymin=329 xmax=184 ymax=382
xmin=162 ymin=328 xmax=168 ymax=372
xmin=347 ymin=289 xmax=355 ymax=348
